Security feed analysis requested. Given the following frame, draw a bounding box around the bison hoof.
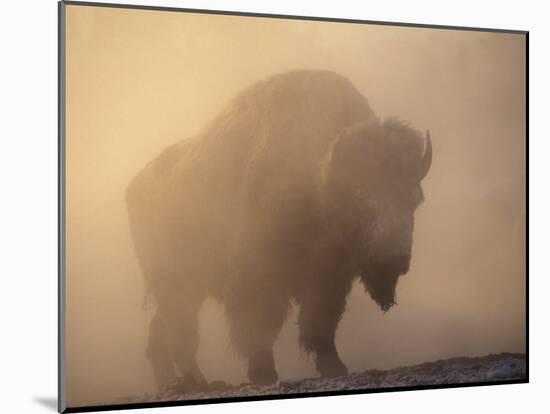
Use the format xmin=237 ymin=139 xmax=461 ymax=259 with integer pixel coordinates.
xmin=318 ymin=356 xmax=348 ymax=378
xmin=249 ymin=367 xmax=278 ymax=385
xmin=171 ymin=374 xmax=209 ymax=394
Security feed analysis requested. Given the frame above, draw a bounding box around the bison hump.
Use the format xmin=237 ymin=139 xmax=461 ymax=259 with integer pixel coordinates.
xmin=198 ymin=70 xmax=377 ymax=200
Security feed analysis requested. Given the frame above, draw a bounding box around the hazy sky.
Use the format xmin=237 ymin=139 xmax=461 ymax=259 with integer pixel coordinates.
xmin=64 ymin=4 xmax=526 ymax=407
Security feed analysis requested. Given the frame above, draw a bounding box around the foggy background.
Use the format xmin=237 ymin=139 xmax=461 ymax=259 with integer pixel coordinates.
xmin=64 ymin=5 xmax=526 ymax=407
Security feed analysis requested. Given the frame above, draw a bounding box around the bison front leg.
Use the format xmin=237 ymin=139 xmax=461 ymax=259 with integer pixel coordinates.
xmin=297 ymin=278 xmax=352 ymax=378
xmin=225 ymin=276 xmax=289 ymax=385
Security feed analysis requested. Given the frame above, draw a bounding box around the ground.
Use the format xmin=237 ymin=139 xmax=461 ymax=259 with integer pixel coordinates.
xmin=120 ymin=353 xmax=526 ymax=405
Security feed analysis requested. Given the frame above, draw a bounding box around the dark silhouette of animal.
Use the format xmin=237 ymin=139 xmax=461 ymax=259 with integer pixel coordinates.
xmin=126 ymin=70 xmax=432 ymax=390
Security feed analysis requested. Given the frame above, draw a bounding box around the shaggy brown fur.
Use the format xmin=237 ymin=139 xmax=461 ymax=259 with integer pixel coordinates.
xmin=126 ymin=70 xmax=432 ymax=389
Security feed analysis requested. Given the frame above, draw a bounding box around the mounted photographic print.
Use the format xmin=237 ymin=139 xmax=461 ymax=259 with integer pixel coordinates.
xmin=58 ymin=1 xmax=528 ymax=412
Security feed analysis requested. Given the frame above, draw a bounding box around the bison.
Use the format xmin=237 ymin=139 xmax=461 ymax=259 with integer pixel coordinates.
xmin=126 ymin=70 xmax=432 ymax=390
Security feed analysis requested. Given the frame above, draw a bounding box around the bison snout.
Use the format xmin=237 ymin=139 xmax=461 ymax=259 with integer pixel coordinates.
xmin=367 ymin=253 xmax=411 ymax=276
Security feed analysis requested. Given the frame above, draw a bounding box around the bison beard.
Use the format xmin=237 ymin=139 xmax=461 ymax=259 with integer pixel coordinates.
xmin=126 ymin=70 xmax=431 ymax=391
xmin=362 ymin=269 xmax=401 ymax=312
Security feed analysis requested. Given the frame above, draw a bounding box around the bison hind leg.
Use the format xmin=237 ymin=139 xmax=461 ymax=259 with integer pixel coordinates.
xmin=151 ymin=282 xmax=207 ymax=391
xmin=146 ymin=313 xmax=177 ymax=391
xmin=297 ymin=278 xmax=351 ymax=378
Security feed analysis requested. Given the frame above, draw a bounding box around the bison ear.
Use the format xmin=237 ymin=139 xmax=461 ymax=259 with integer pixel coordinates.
xmin=418 ymin=130 xmax=432 ymax=181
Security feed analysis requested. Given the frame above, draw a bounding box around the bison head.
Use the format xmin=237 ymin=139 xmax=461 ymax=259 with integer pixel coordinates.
xmin=324 ymin=119 xmax=432 ymax=311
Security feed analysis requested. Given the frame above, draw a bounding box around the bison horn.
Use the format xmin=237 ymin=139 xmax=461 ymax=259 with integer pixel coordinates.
xmin=419 ymin=130 xmax=432 ymax=180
